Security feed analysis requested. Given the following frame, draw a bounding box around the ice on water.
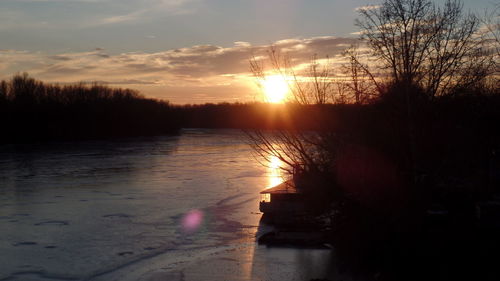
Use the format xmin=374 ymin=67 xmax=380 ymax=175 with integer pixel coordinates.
xmin=0 ymin=129 xmax=338 ymax=281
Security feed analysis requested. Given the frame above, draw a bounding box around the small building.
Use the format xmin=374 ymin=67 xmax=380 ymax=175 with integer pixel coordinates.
xmin=259 ymin=180 xmax=307 ymax=217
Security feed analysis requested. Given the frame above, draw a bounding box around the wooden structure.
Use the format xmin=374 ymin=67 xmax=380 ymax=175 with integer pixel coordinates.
xmin=259 ymin=180 xmax=307 ymax=216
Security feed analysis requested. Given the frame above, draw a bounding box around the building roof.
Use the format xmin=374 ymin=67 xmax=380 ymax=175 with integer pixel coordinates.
xmin=260 ymin=180 xmax=300 ymax=194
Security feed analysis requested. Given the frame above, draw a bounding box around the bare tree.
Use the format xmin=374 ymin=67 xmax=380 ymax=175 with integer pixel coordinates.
xmin=354 ymin=0 xmax=496 ymax=186
xmin=247 ymin=47 xmax=339 ymax=182
xmin=482 ymin=1 xmax=500 ymax=78
xmin=250 ymin=47 xmax=337 ymax=105
xmin=248 ymin=0 xmax=495 ymax=192
xmin=356 ymin=0 xmax=492 ymax=97
xmin=339 ymin=45 xmax=382 ymax=104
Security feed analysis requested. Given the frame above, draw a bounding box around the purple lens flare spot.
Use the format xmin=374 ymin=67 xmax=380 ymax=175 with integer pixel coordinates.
xmin=181 ymin=209 xmax=204 ymax=233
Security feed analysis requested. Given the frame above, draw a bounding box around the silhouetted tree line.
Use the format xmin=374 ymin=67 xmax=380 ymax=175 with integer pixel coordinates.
xmin=0 ymin=73 xmax=379 ymax=144
xmin=172 ymin=102 xmax=343 ymax=131
xmin=0 ymin=73 xmax=179 ymax=143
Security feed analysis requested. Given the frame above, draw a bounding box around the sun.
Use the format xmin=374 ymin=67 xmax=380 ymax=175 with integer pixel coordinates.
xmin=262 ymin=75 xmax=289 ymax=103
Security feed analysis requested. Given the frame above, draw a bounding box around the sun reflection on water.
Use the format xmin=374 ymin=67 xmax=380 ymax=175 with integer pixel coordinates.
xmin=267 ymin=155 xmax=284 ymax=188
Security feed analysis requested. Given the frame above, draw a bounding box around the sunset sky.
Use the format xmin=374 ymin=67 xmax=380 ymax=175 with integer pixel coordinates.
xmin=0 ymin=0 xmax=493 ymax=104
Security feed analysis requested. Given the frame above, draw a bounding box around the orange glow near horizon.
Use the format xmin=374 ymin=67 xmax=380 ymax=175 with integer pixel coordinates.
xmin=262 ymin=75 xmax=290 ymax=103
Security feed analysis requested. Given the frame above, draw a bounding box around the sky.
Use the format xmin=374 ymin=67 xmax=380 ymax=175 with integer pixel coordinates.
xmin=0 ymin=0 xmax=494 ymax=104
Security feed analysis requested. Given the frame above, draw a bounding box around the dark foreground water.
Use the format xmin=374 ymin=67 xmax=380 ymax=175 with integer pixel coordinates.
xmin=0 ymin=129 xmax=344 ymax=281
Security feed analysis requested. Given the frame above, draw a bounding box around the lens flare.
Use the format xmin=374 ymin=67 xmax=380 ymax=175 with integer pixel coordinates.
xmin=181 ymin=209 xmax=204 ymax=233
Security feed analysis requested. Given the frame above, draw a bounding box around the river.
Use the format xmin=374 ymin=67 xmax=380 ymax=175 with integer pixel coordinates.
xmin=0 ymin=129 xmax=342 ymax=281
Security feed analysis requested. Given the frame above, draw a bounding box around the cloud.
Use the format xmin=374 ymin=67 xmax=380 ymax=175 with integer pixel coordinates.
xmin=0 ymin=50 xmax=49 ymax=73
xmin=355 ymin=5 xmax=381 ymax=12
xmin=0 ymin=36 xmax=358 ymax=103
xmin=0 ymin=8 xmax=49 ymax=30
xmin=11 ymin=0 xmax=107 ymax=2
xmin=14 ymin=0 xmax=108 ymax=2
xmin=102 ymin=0 xmax=196 ymax=23
xmin=1 ymin=0 xmax=197 ymax=30
xmin=99 ymin=10 xmax=147 ymax=24
xmin=93 ymin=0 xmax=195 ymax=25
xmin=234 ymin=41 xmax=251 ymax=48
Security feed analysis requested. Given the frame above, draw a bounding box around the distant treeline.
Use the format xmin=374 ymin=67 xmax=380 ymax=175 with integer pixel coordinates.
xmin=0 ymin=74 xmax=179 ymax=143
xmin=0 ymin=74 xmax=349 ymax=144
xmin=0 ymin=74 xmax=369 ymax=143
xmin=2 ymin=74 xmax=500 ymax=150
xmin=172 ymin=102 xmax=343 ymax=131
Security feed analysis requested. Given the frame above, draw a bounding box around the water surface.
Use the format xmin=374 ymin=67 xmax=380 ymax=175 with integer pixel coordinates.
xmin=0 ymin=129 xmax=339 ymax=281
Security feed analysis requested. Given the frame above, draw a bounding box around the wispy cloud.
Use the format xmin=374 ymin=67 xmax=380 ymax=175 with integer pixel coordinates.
xmin=355 ymin=5 xmax=381 ymax=12
xmin=0 ymin=36 xmax=358 ymax=103
xmin=0 ymin=8 xmax=52 ymax=30
xmin=12 ymin=0 xmax=108 ymax=2
xmin=98 ymin=9 xmax=148 ymax=25
xmin=1 ymin=0 xmax=197 ymax=30
xmin=101 ymin=0 xmax=195 ymax=23
xmin=0 ymin=50 xmax=49 ymax=73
